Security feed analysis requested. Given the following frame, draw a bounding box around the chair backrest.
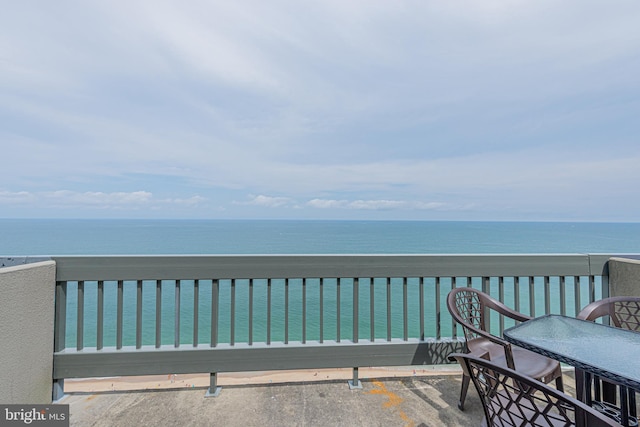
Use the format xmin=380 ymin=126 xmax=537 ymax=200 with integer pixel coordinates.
xmin=578 ymin=296 xmax=640 ymax=331
xmin=447 ymin=287 xmax=530 ymax=344
xmin=450 ymin=353 xmax=618 ymax=427
xmin=447 ymin=287 xmax=486 ymax=343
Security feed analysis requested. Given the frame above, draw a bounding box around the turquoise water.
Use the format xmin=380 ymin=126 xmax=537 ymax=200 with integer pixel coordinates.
xmin=61 ymin=276 xmax=586 ymax=348
xmin=3 ymin=219 xmax=640 ymax=347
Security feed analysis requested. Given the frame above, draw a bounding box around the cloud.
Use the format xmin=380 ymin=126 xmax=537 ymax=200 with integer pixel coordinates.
xmin=347 ymin=200 xmax=406 ymax=210
xmin=0 ymin=190 xmax=205 ymax=211
xmin=307 ymin=199 xmax=348 ymax=209
xmin=307 ymin=198 xmax=449 ymax=211
xmin=160 ymin=196 xmax=207 ymax=206
xmin=0 ymin=191 xmax=35 ymax=204
xmin=236 ymin=196 xmax=451 ymax=212
xmin=46 ymin=191 xmax=153 ymax=206
xmin=236 ymin=195 xmax=293 ymax=208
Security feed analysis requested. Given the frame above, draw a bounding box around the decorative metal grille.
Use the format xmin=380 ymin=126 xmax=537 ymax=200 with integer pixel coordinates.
xmin=614 ymin=301 xmax=640 ymax=331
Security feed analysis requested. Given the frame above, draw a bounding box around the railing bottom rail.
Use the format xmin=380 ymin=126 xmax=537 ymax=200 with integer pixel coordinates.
xmin=53 ymin=338 xmax=464 ymax=380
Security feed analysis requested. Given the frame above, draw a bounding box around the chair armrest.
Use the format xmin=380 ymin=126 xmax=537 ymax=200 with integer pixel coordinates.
xmin=577 ymin=300 xmax=606 ymax=321
xmin=484 ymin=297 xmax=532 ymax=323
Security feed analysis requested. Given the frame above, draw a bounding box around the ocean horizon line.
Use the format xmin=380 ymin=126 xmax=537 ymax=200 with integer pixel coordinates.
xmin=3 ymin=218 xmax=640 ymax=224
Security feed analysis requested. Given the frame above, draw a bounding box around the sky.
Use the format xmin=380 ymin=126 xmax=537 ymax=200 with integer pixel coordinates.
xmin=1 ymin=1 xmax=639 ymax=222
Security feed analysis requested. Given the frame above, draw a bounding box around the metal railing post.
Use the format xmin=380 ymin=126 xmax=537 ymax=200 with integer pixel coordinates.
xmin=53 ymin=281 xmax=67 ymax=402
xmin=205 ymin=372 xmax=222 ymax=397
xmin=348 ymin=367 xmax=362 ymax=390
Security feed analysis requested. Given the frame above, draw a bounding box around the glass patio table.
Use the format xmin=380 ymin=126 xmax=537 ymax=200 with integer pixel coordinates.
xmin=504 ymin=314 xmax=640 ymax=427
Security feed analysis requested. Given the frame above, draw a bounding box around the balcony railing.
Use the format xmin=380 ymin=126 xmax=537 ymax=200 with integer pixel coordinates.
xmin=51 ymin=254 xmax=616 ymax=400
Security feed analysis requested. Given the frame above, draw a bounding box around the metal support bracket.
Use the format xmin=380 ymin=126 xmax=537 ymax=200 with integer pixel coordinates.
xmin=348 ymin=367 xmax=363 ymax=390
xmin=52 ymin=379 xmax=66 ymax=402
xmin=205 ymin=372 xmax=222 ymax=397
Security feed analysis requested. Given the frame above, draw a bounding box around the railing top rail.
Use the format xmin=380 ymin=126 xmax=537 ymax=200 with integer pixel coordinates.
xmin=50 ymin=253 xmax=637 ymax=281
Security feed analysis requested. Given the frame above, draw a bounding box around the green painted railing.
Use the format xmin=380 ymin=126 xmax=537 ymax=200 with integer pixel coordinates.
xmin=51 ymin=254 xmax=619 ymax=399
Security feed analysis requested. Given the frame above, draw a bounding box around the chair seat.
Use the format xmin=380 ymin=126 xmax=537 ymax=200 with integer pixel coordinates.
xmin=495 ymin=347 xmax=560 ymax=382
xmin=468 ymin=338 xmax=560 ymax=383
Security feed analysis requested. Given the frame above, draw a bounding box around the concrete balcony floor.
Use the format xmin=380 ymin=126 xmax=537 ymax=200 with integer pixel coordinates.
xmin=63 ymin=369 xmax=580 ymax=426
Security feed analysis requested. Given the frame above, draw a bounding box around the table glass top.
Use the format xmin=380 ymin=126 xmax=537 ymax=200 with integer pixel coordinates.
xmin=504 ymin=314 xmax=640 ymax=388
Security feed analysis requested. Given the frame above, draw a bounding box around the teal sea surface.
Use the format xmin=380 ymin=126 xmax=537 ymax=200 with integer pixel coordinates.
xmin=3 ymin=219 xmax=640 ymax=255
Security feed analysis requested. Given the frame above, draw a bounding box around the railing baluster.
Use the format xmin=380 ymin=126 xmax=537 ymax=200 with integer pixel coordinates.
xmin=451 ymin=277 xmax=457 ymax=339
xmin=336 ymin=278 xmax=341 ymax=342
xmin=370 ymin=278 xmax=375 ymax=342
xmin=601 ymin=273 xmax=610 ymax=300
xmin=481 ymin=276 xmax=489 ymax=295
xmin=194 ymin=279 xmax=199 ymax=347
xmin=117 ymin=280 xmax=123 ymax=350
xmin=386 ymin=277 xmax=391 ymax=341
xmin=285 ymin=278 xmax=289 ymax=344
xmin=482 ymin=276 xmax=490 ymax=333
xmin=175 ymin=280 xmax=180 ymax=348
xmin=498 ymin=277 xmax=504 ymax=333
xmin=419 ymin=277 xmax=424 ymax=341
xmin=267 ymin=278 xmax=272 ymax=345
xmin=97 ymin=280 xmax=104 ymax=350
xmin=231 ymin=279 xmax=236 ymax=346
xmin=249 ymin=279 xmax=254 ymax=345
xmin=528 ymin=276 xmax=535 ymax=317
xmin=302 ymin=278 xmax=306 ymax=344
xmin=589 ymin=275 xmax=596 ymax=304
xmin=560 ymin=276 xmax=567 ymax=316
xmin=77 ymin=281 xmax=84 ymax=351
xmin=319 ymin=278 xmax=324 ymax=343
xmin=435 ymin=277 xmax=441 ymax=340
xmin=156 ymin=280 xmax=162 ymax=348
xmin=353 ymin=278 xmax=359 ymax=343
xmin=136 ymin=280 xmax=143 ymax=349
xmin=574 ymin=276 xmax=581 ymax=316
xmin=514 ymin=277 xmax=520 ymax=313
xmin=402 ymin=277 xmax=408 ymax=341
xmin=544 ymin=276 xmax=551 ymax=314
xmin=211 ymin=279 xmax=219 ymax=348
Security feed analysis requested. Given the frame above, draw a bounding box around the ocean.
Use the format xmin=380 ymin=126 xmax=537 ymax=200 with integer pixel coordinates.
xmin=3 ymin=219 xmax=640 ymax=255
xmin=3 ymin=219 xmax=640 ymax=347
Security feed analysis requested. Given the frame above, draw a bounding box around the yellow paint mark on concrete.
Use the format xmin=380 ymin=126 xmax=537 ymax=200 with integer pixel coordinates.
xmin=367 ymin=381 xmax=416 ymax=427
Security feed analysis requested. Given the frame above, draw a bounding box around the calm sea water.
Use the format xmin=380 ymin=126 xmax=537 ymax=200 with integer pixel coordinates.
xmin=3 ymin=219 xmax=640 ymax=255
xmin=3 ymin=219 xmax=640 ymax=347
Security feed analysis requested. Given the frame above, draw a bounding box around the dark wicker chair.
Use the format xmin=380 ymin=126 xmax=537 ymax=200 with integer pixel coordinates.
xmin=577 ymin=296 xmax=640 ymax=418
xmin=577 ymin=296 xmax=640 ymax=331
xmin=447 ymin=287 xmax=564 ymax=410
xmin=449 ymin=353 xmax=618 ymax=427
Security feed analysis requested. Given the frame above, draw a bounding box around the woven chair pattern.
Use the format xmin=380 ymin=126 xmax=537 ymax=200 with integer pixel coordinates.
xmin=613 ymin=300 xmax=640 ymax=331
xmin=472 ymin=363 xmax=571 ymax=426
xmin=453 ymin=290 xmax=484 ymax=342
xmin=451 ymin=353 xmax=617 ymax=427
